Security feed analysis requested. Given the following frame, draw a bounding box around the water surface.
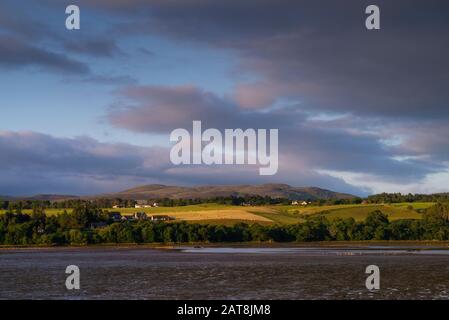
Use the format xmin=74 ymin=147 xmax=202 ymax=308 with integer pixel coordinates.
xmin=1 ymin=246 xmax=449 ymax=299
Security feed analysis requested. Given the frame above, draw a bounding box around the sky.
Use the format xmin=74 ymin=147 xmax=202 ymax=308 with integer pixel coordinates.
xmin=0 ymin=0 xmax=448 ymax=196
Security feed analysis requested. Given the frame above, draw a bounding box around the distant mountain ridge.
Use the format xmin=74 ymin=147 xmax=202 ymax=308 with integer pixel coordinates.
xmin=96 ymin=183 xmax=356 ymax=200
xmin=0 ymin=184 xmax=356 ymax=201
xmin=0 ymin=194 xmax=78 ymax=201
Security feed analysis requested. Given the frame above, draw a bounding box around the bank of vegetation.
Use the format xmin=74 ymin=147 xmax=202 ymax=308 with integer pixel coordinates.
xmin=1 ymin=202 xmax=449 ymax=245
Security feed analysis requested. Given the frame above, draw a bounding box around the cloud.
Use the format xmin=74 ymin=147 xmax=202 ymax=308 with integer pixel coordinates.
xmin=233 ymin=82 xmax=284 ymax=110
xmin=1 ymin=0 xmax=448 ymax=195
xmin=74 ymin=0 xmax=449 ymax=119
xmin=0 ymin=3 xmax=57 ymax=40
xmin=0 ymin=131 xmax=168 ymax=195
xmin=83 ymin=74 xmax=138 ymax=85
xmin=63 ymin=38 xmax=122 ymax=57
xmin=106 ymin=84 xmax=440 ymax=186
xmin=108 ymin=85 xmax=298 ymax=132
xmin=0 ymin=130 xmax=366 ymax=196
xmin=0 ymin=36 xmax=90 ymax=74
xmin=0 ymin=131 xmax=165 ymax=175
xmin=0 ymin=1 xmax=122 ymax=76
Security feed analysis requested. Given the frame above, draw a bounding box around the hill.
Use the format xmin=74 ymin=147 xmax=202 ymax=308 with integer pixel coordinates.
xmin=96 ymin=183 xmax=356 ymax=200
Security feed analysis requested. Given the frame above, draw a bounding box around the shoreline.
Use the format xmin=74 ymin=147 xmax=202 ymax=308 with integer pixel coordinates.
xmin=2 ymin=240 xmax=449 ymax=251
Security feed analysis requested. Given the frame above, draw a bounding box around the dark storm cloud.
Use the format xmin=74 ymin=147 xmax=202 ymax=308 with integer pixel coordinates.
xmin=84 ymin=75 xmax=138 ymax=85
xmin=0 ymin=2 xmax=93 ymax=75
xmin=73 ymin=0 xmax=449 ymax=119
xmin=156 ymin=0 xmax=449 ymax=119
xmin=0 ymin=3 xmax=57 ymax=40
xmin=0 ymin=1 xmax=122 ymax=76
xmin=0 ymin=36 xmax=90 ymax=74
xmin=0 ymin=131 xmax=157 ymax=175
xmin=0 ymin=131 xmax=169 ymax=195
xmin=96 ymin=0 xmax=449 ymax=188
xmin=63 ymin=38 xmax=122 ymax=57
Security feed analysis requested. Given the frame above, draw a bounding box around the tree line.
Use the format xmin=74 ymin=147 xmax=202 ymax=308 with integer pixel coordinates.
xmin=366 ymin=192 xmax=449 ymax=204
xmin=4 ymin=192 xmax=449 ymax=211
xmin=0 ymin=195 xmax=367 ymax=210
xmin=1 ymin=203 xmax=449 ymax=245
xmin=0 ymin=196 xmax=293 ymax=210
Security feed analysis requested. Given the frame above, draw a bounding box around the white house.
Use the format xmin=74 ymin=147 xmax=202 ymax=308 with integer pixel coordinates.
xmin=135 ymin=200 xmax=153 ymax=209
xmin=134 ymin=212 xmax=148 ymax=220
xmin=149 ymin=215 xmax=172 ymax=222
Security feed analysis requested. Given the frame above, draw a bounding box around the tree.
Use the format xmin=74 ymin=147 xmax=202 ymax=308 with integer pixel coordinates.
xmin=141 ymin=223 xmax=156 ymax=243
xmin=363 ymin=210 xmax=390 ymax=240
xmin=424 ymin=203 xmax=449 ymax=223
xmin=296 ymin=216 xmax=330 ymax=241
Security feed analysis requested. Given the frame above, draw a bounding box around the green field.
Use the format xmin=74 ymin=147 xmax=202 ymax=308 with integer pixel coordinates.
xmin=268 ymin=203 xmax=431 ymax=222
xmin=0 ymin=203 xmax=231 ymax=216
xmin=0 ymin=202 xmax=434 ymax=224
xmin=317 ymin=205 xmax=422 ymax=221
xmin=390 ymin=202 xmax=435 ymax=210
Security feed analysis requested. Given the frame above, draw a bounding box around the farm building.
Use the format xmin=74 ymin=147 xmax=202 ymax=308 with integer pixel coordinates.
xmin=149 ymin=215 xmax=173 ymax=222
xmin=291 ymin=201 xmax=310 ymax=206
xmin=134 ymin=212 xmax=148 ymax=220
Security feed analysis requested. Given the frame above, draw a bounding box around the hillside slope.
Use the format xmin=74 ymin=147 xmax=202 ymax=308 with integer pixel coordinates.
xmin=97 ymin=183 xmax=356 ymax=200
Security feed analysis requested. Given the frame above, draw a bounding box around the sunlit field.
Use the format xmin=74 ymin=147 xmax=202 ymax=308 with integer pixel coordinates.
xmin=0 ymin=202 xmax=433 ymax=224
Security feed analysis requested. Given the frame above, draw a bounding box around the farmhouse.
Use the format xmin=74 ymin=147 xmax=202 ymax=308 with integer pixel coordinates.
xmin=121 ymin=215 xmax=135 ymax=222
xmin=134 ymin=212 xmax=148 ymax=220
xmin=291 ymin=201 xmax=310 ymax=206
xmin=135 ymin=205 xmax=152 ymax=209
xmin=135 ymin=200 xmax=156 ymax=208
xmin=149 ymin=215 xmax=173 ymax=222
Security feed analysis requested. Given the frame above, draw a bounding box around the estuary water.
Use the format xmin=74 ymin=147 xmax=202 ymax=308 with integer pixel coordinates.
xmin=1 ymin=246 xmax=449 ymax=300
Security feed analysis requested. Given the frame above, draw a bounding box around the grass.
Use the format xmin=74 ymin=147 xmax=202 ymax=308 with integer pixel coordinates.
xmin=163 ymin=208 xmax=272 ymax=223
xmin=0 ymin=204 xmax=233 ymax=216
xmin=112 ymin=203 xmax=232 ymax=214
xmin=252 ymin=209 xmax=304 ymax=224
xmin=319 ymin=204 xmax=423 ymax=222
xmin=266 ymin=203 xmax=428 ymax=222
xmin=0 ymin=204 xmax=272 ymax=224
xmin=0 ymin=208 xmax=64 ymax=216
xmin=179 ymin=219 xmax=273 ymax=226
xmin=390 ymin=202 xmax=435 ymax=210
xmin=0 ymin=202 xmax=434 ymax=224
